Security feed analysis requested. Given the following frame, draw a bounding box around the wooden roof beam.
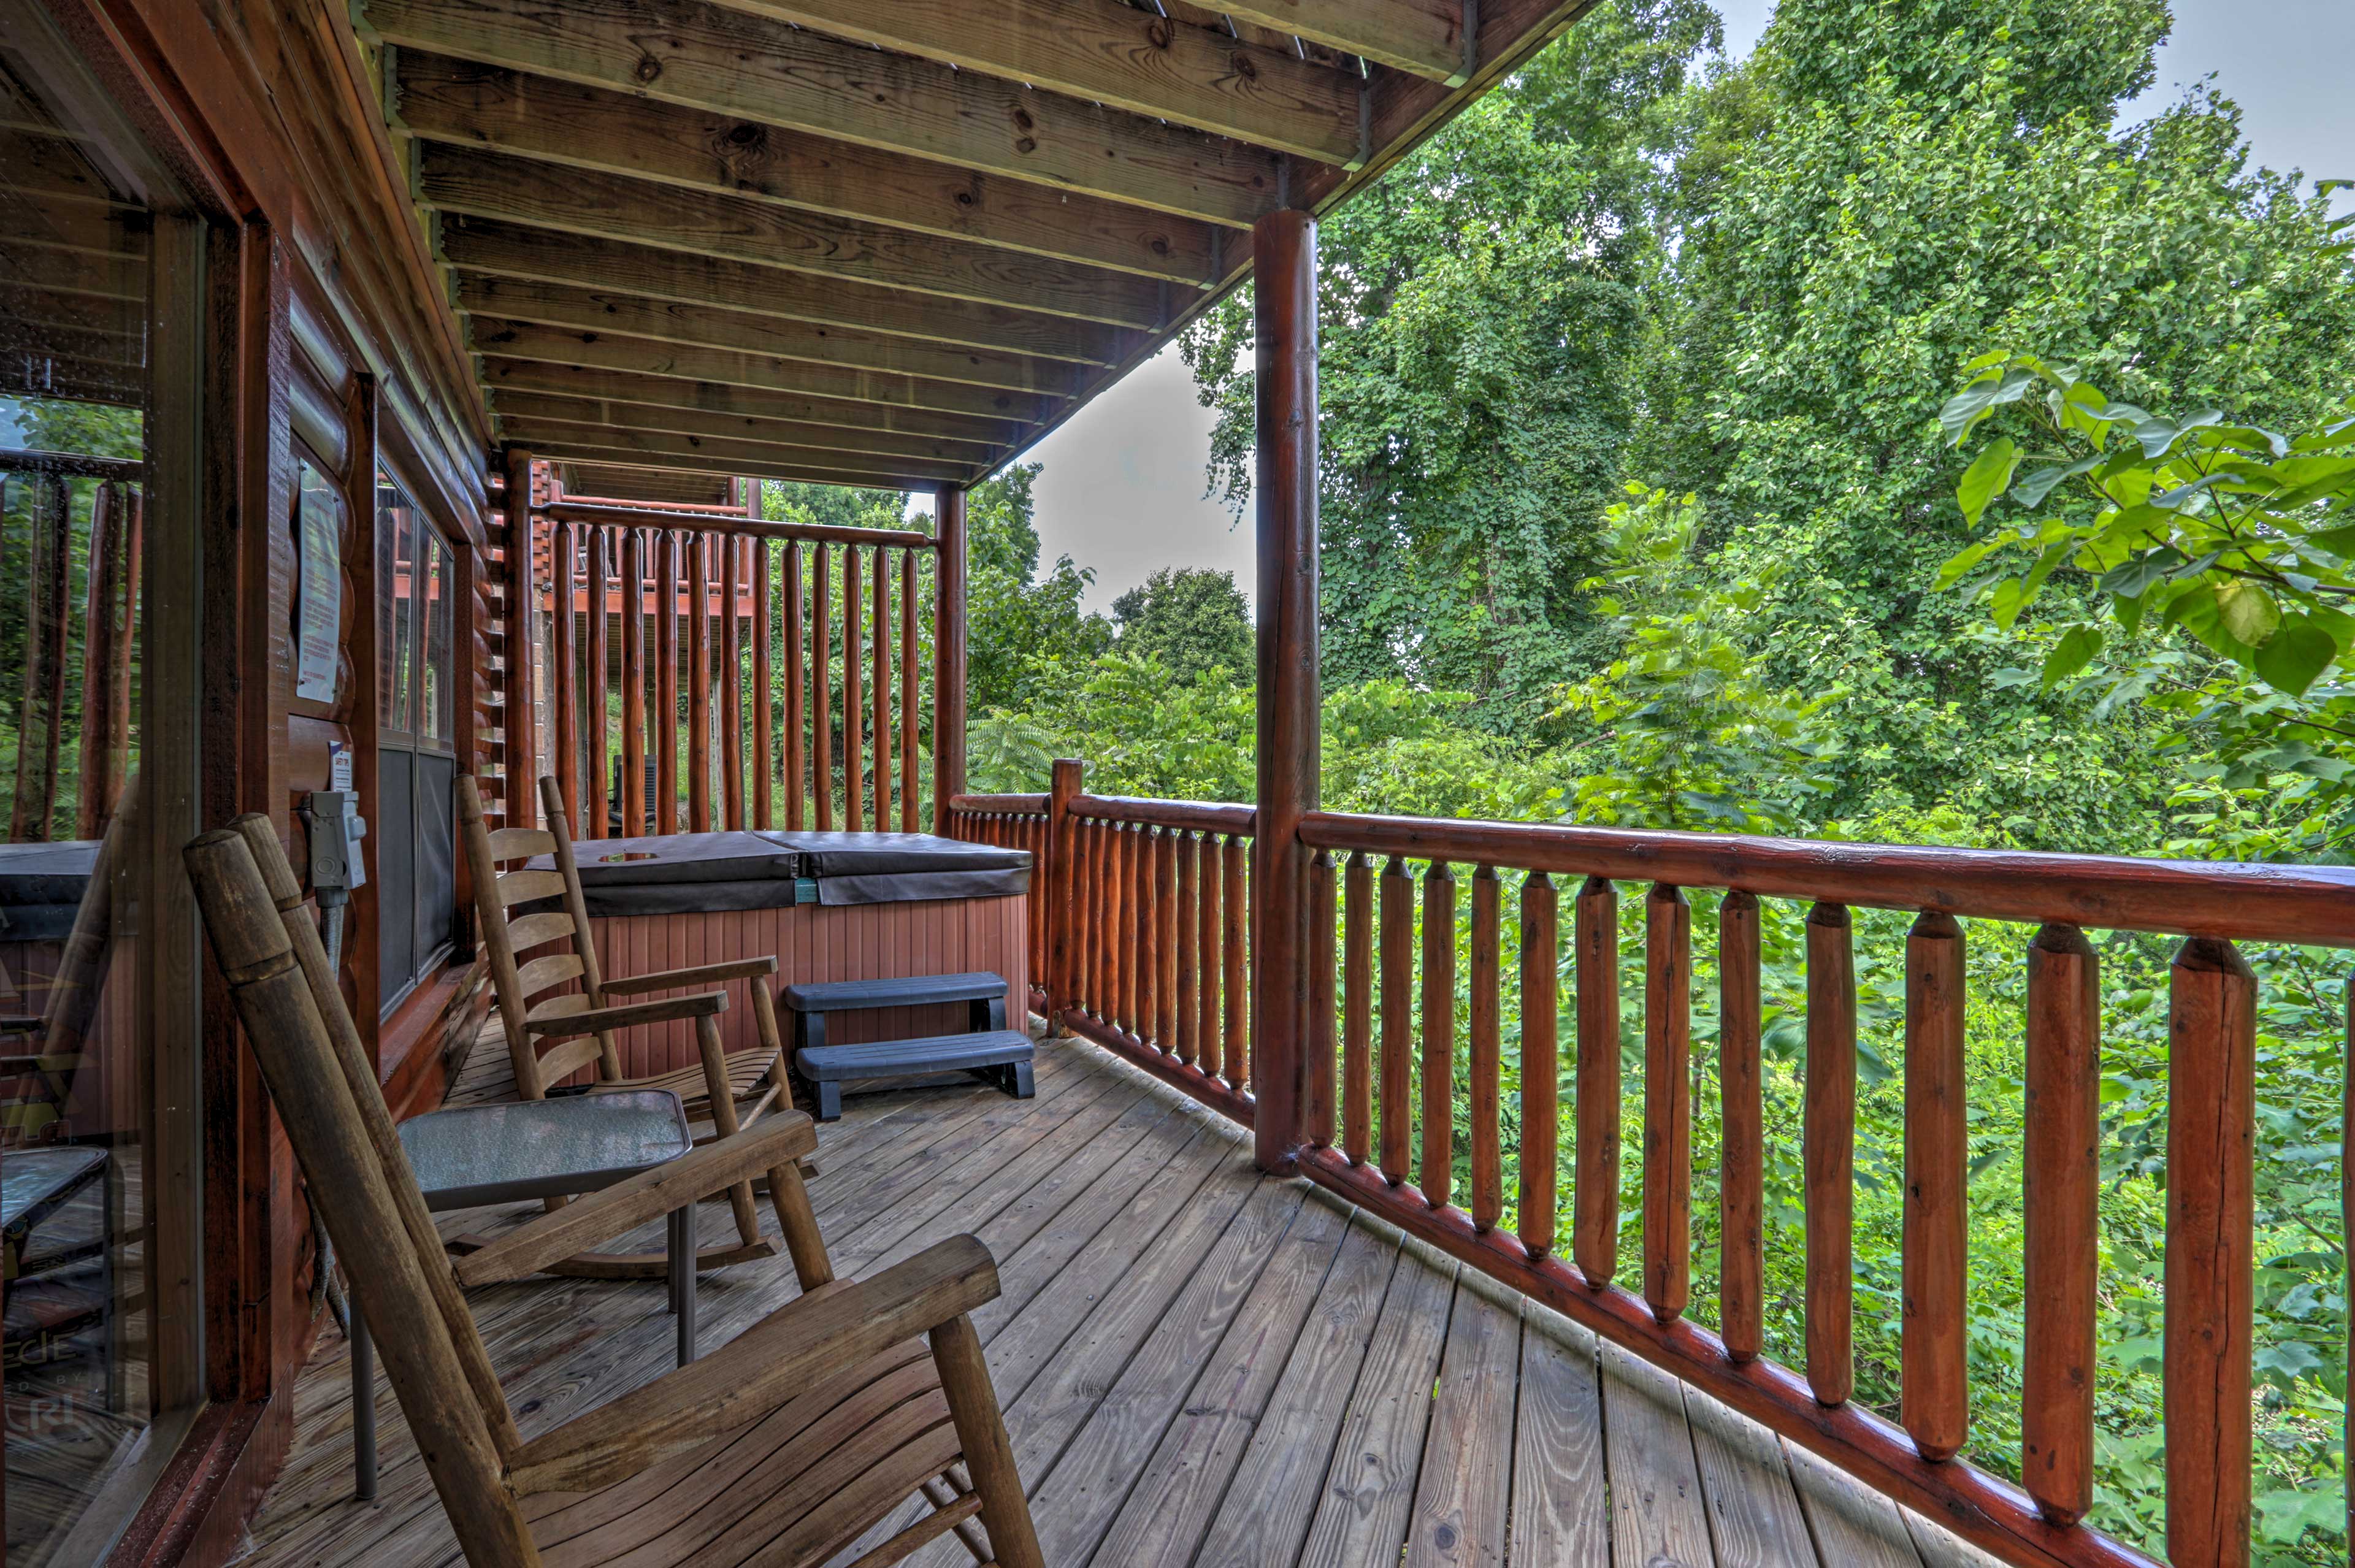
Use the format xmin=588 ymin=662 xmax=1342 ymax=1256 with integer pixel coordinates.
xmin=488 ymin=390 xmax=1001 ymax=465
xmin=710 ymin=0 xmax=1367 ymax=164
xmin=416 ymin=145 xmax=1172 ymax=331
xmin=454 ymin=275 xmax=1086 ymax=399
xmin=499 ymin=419 xmax=977 ymax=484
xmin=558 ymin=464 xmax=737 ymax=506
xmin=1215 ymin=0 xmax=1472 ymax=83
xmin=471 ymin=318 xmax=1061 ymax=426
xmin=478 ymin=358 xmax=1028 ymax=448
xmin=367 ymin=0 xmax=1287 ymax=227
xmin=516 ymin=435 xmax=973 ymax=491
xmin=439 ymin=220 xmax=1135 ymax=367
xmin=392 ymin=55 xmax=1223 ymax=288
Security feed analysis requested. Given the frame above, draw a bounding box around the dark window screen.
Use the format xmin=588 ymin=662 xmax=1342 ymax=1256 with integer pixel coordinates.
xmin=376 ymin=468 xmax=460 ymax=1017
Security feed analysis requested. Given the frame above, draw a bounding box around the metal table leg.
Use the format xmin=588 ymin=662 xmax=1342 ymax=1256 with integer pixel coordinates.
xmin=668 ymin=1206 xmax=696 ymax=1367
xmin=351 ymin=1307 xmax=376 ymax=1501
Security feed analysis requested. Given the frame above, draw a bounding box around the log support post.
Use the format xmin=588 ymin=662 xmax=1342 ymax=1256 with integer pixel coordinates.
xmin=1047 ymin=757 xmax=1084 ymax=1028
xmin=933 ymin=486 xmax=968 ymax=833
xmin=1250 ymin=207 xmax=1319 ymax=1174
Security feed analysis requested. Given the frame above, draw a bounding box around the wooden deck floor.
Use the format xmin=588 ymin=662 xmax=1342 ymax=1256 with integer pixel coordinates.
xmin=232 ymin=1036 xmax=2001 ymax=1568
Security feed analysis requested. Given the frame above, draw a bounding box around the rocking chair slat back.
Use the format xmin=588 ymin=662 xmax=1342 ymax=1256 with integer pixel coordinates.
xmin=460 ymin=774 xmax=616 ymax=1098
xmin=186 ymin=824 xmax=540 ymax=1566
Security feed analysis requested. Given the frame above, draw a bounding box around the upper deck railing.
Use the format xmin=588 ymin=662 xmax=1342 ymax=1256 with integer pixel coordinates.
xmin=949 ymin=764 xmax=2355 ymax=1568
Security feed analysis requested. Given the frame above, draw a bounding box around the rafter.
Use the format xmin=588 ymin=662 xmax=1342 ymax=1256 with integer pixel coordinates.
xmin=708 ymin=0 xmax=1365 ymax=164
xmin=417 ymin=145 xmax=1170 ymax=331
xmin=478 ymin=358 xmax=1028 ymax=448
xmin=1215 ymin=0 xmax=1471 ymax=83
xmin=489 ymin=390 xmax=1001 ymax=465
xmin=455 ymin=275 xmax=1085 ymax=399
xmin=470 ymin=318 xmax=1062 ymax=426
xmin=440 ymin=221 xmax=1132 ymax=367
xmin=556 ymin=463 xmax=736 ymax=506
xmin=513 ymin=429 xmax=975 ymax=489
xmin=393 ymin=55 xmax=1223 ymax=288
xmin=366 ymin=0 xmax=1285 ymax=227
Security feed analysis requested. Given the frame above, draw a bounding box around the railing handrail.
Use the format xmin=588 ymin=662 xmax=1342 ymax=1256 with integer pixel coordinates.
xmin=949 ymin=792 xmax=1049 ymax=815
xmin=1301 ymin=809 xmax=2355 ymax=947
xmin=1071 ymin=794 xmax=1258 ymax=833
xmin=542 ymin=499 xmax=940 ymax=552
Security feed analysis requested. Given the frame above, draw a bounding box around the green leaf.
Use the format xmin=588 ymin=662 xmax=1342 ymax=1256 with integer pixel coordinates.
xmin=2216 ymin=581 xmax=2282 ymax=645
xmin=2041 ymin=625 xmax=2103 ymax=689
xmin=2013 ymin=454 xmax=2103 ymax=508
xmin=2252 ymin=616 xmax=2340 ymax=698
xmin=1957 ymin=438 xmax=2021 ymax=526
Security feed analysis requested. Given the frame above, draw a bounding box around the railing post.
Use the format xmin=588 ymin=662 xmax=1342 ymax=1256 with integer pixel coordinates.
xmin=932 ymin=485 xmax=968 ymax=833
xmin=1249 ymin=206 xmax=1319 ymax=1174
xmin=1046 ymin=758 xmax=1083 ymax=1029
xmin=500 ymin=445 xmax=538 ymax=829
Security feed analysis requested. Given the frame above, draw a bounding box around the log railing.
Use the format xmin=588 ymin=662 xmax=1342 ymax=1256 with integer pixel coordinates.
xmin=539 ymin=503 xmax=936 ymax=839
xmin=946 ymin=763 xmax=2355 ymax=1568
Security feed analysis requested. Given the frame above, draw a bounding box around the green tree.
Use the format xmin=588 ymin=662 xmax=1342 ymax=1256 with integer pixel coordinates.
xmin=959 ymin=462 xmax=1115 ymax=714
xmin=1110 ymin=567 xmax=1250 ymax=678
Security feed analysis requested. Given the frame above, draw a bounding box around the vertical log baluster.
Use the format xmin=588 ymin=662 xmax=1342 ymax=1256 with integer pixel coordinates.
xmin=1519 ymin=872 xmax=1560 ymax=1258
xmin=1805 ymin=901 xmax=1856 ymax=1407
xmin=752 ymin=540 xmax=773 ymax=830
xmin=1175 ymin=832 xmax=1200 ymax=1066
xmin=619 ymin=528 xmax=646 ymax=837
xmin=1719 ymin=890 xmax=1764 ymax=1363
xmin=1420 ymin=860 xmax=1457 ymax=1208
xmin=842 ymin=543 xmax=864 ymax=832
xmin=1117 ymin=826 xmax=1141 ymax=1039
xmin=1903 ymin=910 xmax=1968 ymax=1459
xmin=1197 ymin=831 xmax=1222 ymax=1076
xmin=2023 ymin=921 xmax=2099 ymax=1524
xmin=1155 ymin=827 xmax=1179 ymax=1052
xmin=687 ymin=532 xmax=712 ymax=833
xmin=2167 ymin=937 xmax=2256 ymax=1568
xmin=1644 ymin=884 xmax=1691 ymax=1322
xmin=584 ymin=528 xmax=610 ymax=839
xmin=1342 ymin=851 xmax=1374 ymax=1167
xmin=1097 ymin=820 xmax=1118 ymax=1027
xmin=1379 ymin=855 xmax=1414 ymax=1182
xmin=656 ymin=530 xmax=680 ymax=833
xmin=1222 ymin=836 xmax=1248 ymax=1092
xmin=721 ymin=535 xmax=743 ymax=829
xmin=783 ymin=543 xmax=805 ymax=830
xmin=1574 ymin=877 xmax=1620 ymax=1287
xmin=900 ymin=549 xmax=920 ymax=832
xmin=1469 ymin=866 xmax=1502 ymax=1231
xmin=550 ymin=520 xmax=577 ymax=832
xmin=873 ymin=547 xmax=892 ymax=831
xmin=1308 ymin=849 xmax=1338 ymax=1148
xmin=811 ymin=544 xmax=831 ymax=832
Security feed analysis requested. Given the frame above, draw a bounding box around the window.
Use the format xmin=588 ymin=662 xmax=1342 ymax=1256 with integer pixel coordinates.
xmin=1 ymin=12 xmax=209 ymax=1559
xmin=375 ymin=470 xmax=459 ymax=1017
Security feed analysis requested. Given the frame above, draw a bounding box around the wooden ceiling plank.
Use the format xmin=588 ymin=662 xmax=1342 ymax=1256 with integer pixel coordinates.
xmin=478 ymin=357 xmax=1028 ymax=447
xmin=393 ymin=55 xmax=1222 ymax=287
xmin=1214 ymin=0 xmax=1470 ymax=83
xmin=417 ymin=144 xmax=1170 ymax=331
xmin=518 ymin=435 xmax=970 ymax=490
xmin=559 ymin=463 xmax=736 ymax=505
xmin=488 ymin=390 xmax=1000 ymax=464
xmin=710 ymin=0 xmax=1364 ymax=164
xmin=367 ymin=0 xmax=1284 ymax=227
xmin=439 ymin=220 xmax=1133 ymax=367
xmin=470 ymin=317 xmax=1060 ymax=425
xmin=454 ymin=274 xmax=1086 ymax=399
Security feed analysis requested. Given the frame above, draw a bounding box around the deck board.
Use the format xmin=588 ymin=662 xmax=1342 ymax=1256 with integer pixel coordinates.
xmin=231 ymin=1034 xmax=1953 ymax=1568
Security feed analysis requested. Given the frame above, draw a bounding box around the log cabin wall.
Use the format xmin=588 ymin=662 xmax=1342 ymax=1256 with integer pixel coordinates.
xmin=7 ymin=1 xmax=498 ymax=1562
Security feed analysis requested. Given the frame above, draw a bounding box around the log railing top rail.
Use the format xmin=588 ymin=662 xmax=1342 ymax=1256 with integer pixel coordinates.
xmin=948 ymin=794 xmax=1048 ymax=816
xmin=1071 ymin=794 xmax=1259 ymax=834
xmin=541 ymin=500 xmax=938 ymax=552
xmin=1300 ymin=809 xmax=2355 ymax=946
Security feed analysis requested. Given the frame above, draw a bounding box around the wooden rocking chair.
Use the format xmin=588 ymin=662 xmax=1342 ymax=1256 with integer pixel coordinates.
xmin=456 ymin=774 xmax=797 ymax=1277
xmin=186 ymin=816 xmax=1046 ymax=1568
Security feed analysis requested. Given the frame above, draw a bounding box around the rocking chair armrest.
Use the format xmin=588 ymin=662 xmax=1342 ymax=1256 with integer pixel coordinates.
xmin=504 ymin=1235 xmax=1001 ymax=1497
xmin=599 ymin=956 xmax=779 ymax=995
xmin=452 ymin=1114 xmax=819 ymax=1288
xmin=523 ymin=991 xmax=729 ymax=1043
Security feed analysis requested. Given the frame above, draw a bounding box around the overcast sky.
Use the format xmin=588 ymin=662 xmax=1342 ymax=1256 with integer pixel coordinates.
xmin=923 ymin=0 xmax=2354 ymax=613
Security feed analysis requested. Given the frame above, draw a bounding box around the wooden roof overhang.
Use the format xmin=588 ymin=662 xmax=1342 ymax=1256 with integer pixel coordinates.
xmin=349 ymin=0 xmax=1599 ymax=494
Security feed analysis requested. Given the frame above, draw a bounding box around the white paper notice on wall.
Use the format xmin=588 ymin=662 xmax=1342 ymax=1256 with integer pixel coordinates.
xmin=296 ymin=463 xmax=342 ymax=704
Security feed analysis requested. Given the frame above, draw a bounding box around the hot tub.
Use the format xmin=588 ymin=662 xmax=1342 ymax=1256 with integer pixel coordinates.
xmin=526 ymin=830 xmax=1032 ymax=1078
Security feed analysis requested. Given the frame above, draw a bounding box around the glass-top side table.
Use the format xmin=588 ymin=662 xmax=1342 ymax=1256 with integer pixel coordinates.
xmin=350 ymin=1091 xmax=698 ymax=1500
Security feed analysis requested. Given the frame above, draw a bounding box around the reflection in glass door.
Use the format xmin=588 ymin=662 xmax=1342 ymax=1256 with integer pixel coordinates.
xmin=1 ymin=5 xmax=207 ymax=1561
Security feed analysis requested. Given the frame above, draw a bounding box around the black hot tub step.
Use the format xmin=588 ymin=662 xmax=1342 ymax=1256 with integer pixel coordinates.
xmin=792 ymin=1030 xmax=1035 ymax=1121
xmin=781 ymin=971 xmax=1007 ymax=1013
